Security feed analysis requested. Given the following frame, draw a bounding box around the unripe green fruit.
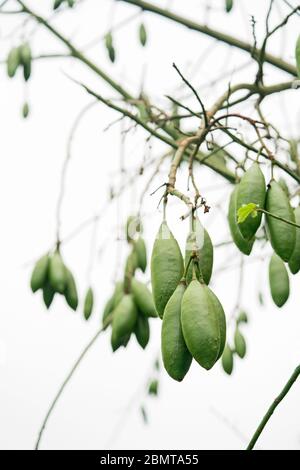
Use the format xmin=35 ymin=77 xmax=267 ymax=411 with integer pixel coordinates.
xmin=161 ymin=282 xmax=192 ymax=382
xmin=64 ymin=268 xmax=78 ymax=311
xmin=84 ymin=287 xmax=94 ymax=320
xmin=151 ymin=222 xmax=184 ymax=318
xmin=181 ymin=280 xmax=222 ymax=370
xmin=228 ymin=187 xmax=254 ymax=255
xmin=288 ymin=206 xmax=300 ymax=274
xmin=236 ymin=163 xmax=266 ymax=240
xmin=134 ymin=314 xmax=150 ymax=349
xmin=234 ymin=328 xmax=246 ymax=358
xmin=269 ymin=253 xmax=290 ymax=307
xmin=222 ymin=344 xmax=234 ymax=375
xmin=49 ymin=250 xmax=67 ymax=294
xmin=265 ymin=181 xmax=295 ymax=262
xmin=185 ymin=217 xmax=213 ymax=284
xmin=30 ymin=254 xmax=49 ymax=293
xmin=131 ymin=279 xmax=157 ymax=318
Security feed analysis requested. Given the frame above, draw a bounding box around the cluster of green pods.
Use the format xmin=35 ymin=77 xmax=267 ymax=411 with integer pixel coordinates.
xmin=103 ymin=217 xmax=157 ymax=351
xmin=222 ymin=312 xmax=248 ymax=375
xmin=31 ymin=249 xmax=96 ymax=320
xmin=228 ymin=162 xmax=300 ymax=308
xmin=53 ymin=0 xmax=75 ymax=9
xmin=31 ymin=249 xmax=78 ymax=311
xmin=7 ymin=42 xmax=32 ymax=81
xmin=151 ymin=218 xmax=226 ymax=381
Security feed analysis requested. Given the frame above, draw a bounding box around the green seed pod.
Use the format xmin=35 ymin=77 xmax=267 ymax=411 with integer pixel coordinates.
xmin=222 ymin=344 xmax=234 ymax=375
xmin=43 ymin=283 xmax=55 ymax=309
xmin=19 ymin=43 xmax=32 ymax=81
xmin=236 ymin=163 xmax=266 ymax=240
xmin=228 ymin=187 xmax=254 ymax=255
xmin=105 ymin=32 xmax=116 ymax=63
xmin=265 ymin=181 xmax=296 ymax=262
xmin=7 ymin=47 xmax=20 ymax=78
xmin=288 ymin=207 xmax=300 ymax=274
xmin=181 ymin=280 xmax=221 ymax=370
xmin=64 ymin=268 xmax=78 ymax=311
xmin=185 ymin=217 xmax=213 ymax=284
xmin=135 ymin=237 xmax=147 ymax=272
xmin=234 ymin=328 xmax=246 ymax=358
xmin=84 ymin=287 xmax=94 ymax=320
xmin=134 ymin=314 xmax=150 ymax=349
xmin=148 ymin=379 xmax=158 ymax=396
xmin=139 ymin=23 xmax=147 ymax=46
xmin=151 ymin=221 xmax=184 ymax=318
xmin=30 ymin=254 xmax=49 ymax=293
xmin=104 ymin=282 xmax=124 ymax=322
xmin=22 ymin=102 xmax=30 ymax=119
xmin=278 ymin=178 xmax=289 ymax=198
xmin=296 ymin=34 xmax=300 ymax=78
xmin=111 ymin=294 xmax=137 ymax=351
xmin=131 ymin=279 xmax=157 ymax=318
xmin=269 ymin=253 xmax=290 ymax=307
xmin=237 ymin=311 xmax=248 ymax=324
xmin=112 ymin=281 xmax=124 ymax=309
xmin=49 ymin=250 xmax=67 ymax=294
xmin=225 ymin=0 xmax=233 ymax=13
xmin=67 ymin=0 xmax=75 ymax=7
xmin=161 ymin=282 xmax=192 ymax=382
xmin=54 ymin=0 xmax=64 ymax=9
xmin=206 ymin=287 xmax=226 ymax=361
xmin=102 ymin=296 xmax=114 ymax=327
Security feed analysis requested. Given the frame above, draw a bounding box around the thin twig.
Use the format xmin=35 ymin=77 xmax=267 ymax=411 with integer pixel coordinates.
xmin=35 ymin=316 xmax=112 ymax=450
xmin=247 ymin=365 xmax=300 ymax=450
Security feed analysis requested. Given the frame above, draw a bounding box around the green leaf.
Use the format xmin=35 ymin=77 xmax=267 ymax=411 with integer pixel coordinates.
xmin=237 ymin=203 xmax=258 ymax=224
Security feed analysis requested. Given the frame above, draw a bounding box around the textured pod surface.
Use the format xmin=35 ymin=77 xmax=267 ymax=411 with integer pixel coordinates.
xmin=131 ymin=279 xmax=157 ymax=318
xmin=49 ymin=251 xmax=66 ymax=294
xmin=84 ymin=287 xmax=94 ymax=320
xmin=161 ymin=282 xmax=192 ymax=382
xmin=43 ymin=283 xmax=55 ymax=309
xmin=288 ymin=207 xmax=300 ymax=274
xmin=234 ymin=328 xmax=246 ymax=358
xmin=64 ymin=269 xmax=78 ymax=311
xmin=135 ymin=237 xmax=147 ymax=272
xmin=134 ymin=314 xmax=150 ymax=349
xmin=236 ymin=163 xmax=266 ymax=240
xmin=266 ymin=181 xmax=296 ymax=262
xmin=206 ymin=287 xmax=226 ymax=361
xmin=185 ymin=218 xmax=213 ymax=284
xmin=222 ymin=344 xmax=234 ymax=375
xmin=30 ymin=254 xmax=49 ymax=293
xmin=111 ymin=295 xmax=137 ymax=351
xmin=139 ymin=23 xmax=147 ymax=46
xmin=181 ymin=280 xmax=220 ymax=370
xmin=269 ymin=253 xmax=290 ymax=307
xmin=7 ymin=47 xmax=20 ymax=78
xmin=228 ymin=187 xmax=254 ymax=255
xmin=151 ymin=222 xmax=184 ymax=318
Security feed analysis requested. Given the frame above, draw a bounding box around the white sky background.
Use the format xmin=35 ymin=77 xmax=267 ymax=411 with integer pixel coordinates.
xmin=1 ymin=0 xmax=300 ymax=450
